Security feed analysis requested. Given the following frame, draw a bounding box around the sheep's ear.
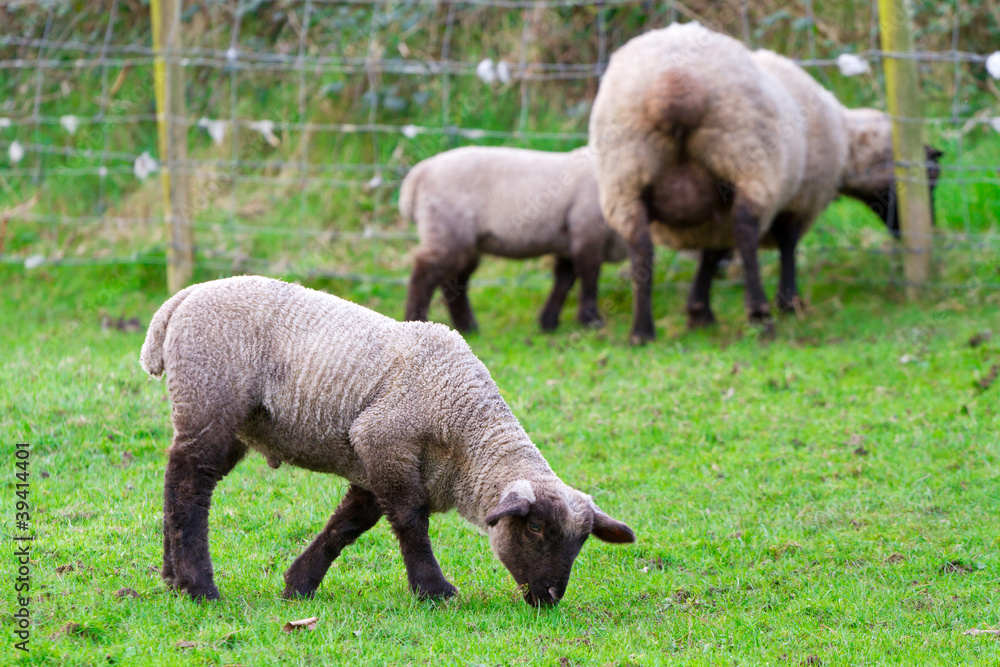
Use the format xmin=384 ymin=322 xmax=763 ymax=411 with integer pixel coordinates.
xmin=591 ymin=508 xmax=636 ymax=544
xmin=485 ymin=493 xmax=531 ymax=527
xmin=925 ymin=145 xmax=944 ymax=161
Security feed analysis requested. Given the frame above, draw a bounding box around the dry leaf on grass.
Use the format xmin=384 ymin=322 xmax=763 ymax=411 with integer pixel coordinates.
xmin=282 ymin=616 xmax=319 ymax=632
xmin=113 ymin=587 xmax=139 ymax=599
xmin=963 ymin=628 xmax=1000 ymax=637
xmin=175 ymin=640 xmax=197 ymax=648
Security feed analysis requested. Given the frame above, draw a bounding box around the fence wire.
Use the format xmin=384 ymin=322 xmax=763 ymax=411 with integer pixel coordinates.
xmin=0 ymin=0 xmax=998 ymax=291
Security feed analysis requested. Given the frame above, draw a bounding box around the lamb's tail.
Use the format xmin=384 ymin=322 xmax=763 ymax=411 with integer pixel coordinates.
xmin=139 ymin=284 xmax=199 ymax=378
xmin=643 ymin=70 xmax=710 ymax=141
xmin=397 ymin=163 xmax=424 ymax=221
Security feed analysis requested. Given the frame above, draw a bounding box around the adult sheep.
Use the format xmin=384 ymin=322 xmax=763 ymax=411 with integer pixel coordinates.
xmin=140 ymin=276 xmax=635 ymax=607
xmin=588 ymin=22 xmax=942 ymax=343
xmin=401 ymin=146 xmax=627 ymax=332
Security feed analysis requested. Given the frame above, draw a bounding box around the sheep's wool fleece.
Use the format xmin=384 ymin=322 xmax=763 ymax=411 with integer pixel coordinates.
xmin=588 ymin=22 xmax=870 ymax=249
xmin=400 ymin=146 xmax=626 ymax=262
xmin=140 ymin=276 xmax=559 ymax=526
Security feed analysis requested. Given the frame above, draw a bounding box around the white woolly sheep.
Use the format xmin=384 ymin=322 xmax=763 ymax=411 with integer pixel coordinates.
xmin=140 ymin=276 xmax=635 ymax=606
xmin=400 ymin=146 xmax=627 ymax=332
xmin=588 ymin=23 xmax=941 ymax=343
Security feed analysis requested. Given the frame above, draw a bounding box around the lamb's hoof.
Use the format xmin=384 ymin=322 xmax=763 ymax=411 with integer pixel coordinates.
xmin=539 ymin=315 xmax=560 ymax=333
xmin=282 ymin=584 xmax=317 ymax=600
xmin=686 ymin=307 xmax=717 ymax=330
xmin=415 ymin=580 xmax=458 ymax=602
xmin=186 ymin=584 xmax=221 ymax=602
xmin=628 ymin=330 xmax=655 ymax=346
xmin=776 ymin=295 xmax=805 ymax=316
xmin=747 ymin=310 xmax=775 ymax=339
xmin=578 ymin=310 xmax=605 ymax=329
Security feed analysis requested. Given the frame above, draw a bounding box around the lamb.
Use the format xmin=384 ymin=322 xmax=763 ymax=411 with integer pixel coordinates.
xmin=400 ymin=146 xmax=628 ymax=332
xmin=588 ymin=23 xmax=941 ymax=343
xmin=139 ymin=276 xmax=635 ymax=607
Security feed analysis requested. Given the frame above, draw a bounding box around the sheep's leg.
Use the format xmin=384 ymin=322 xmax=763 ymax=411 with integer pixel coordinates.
xmin=282 ymin=484 xmax=383 ymax=599
xmin=442 ymin=257 xmax=480 ymax=333
xmin=385 ymin=498 xmax=456 ymax=601
xmin=770 ymin=213 xmax=802 ymax=314
xmin=351 ymin=427 xmax=456 ymax=601
xmin=405 ymin=256 xmax=447 ymax=322
xmin=617 ymin=200 xmax=656 ymax=344
xmin=539 ymin=257 xmax=576 ymax=332
xmin=686 ymin=249 xmax=726 ymax=329
xmin=574 ymin=250 xmax=605 ymax=328
xmin=162 ymin=427 xmax=246 ymax=601
xmin=731 ymin=200 xmax=774 ymax=334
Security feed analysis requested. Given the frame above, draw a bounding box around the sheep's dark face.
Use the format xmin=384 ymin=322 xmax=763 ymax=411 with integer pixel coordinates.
xmin=485 ymin=482 xmax=635 ymax=607
xmin=854 ymin=145 xmax=943 ymax=237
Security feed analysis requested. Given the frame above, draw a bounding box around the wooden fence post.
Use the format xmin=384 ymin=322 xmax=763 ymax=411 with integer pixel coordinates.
xmin=151 ymin=0 xmax=193 ymax=293
xmin=878 ymin=0 xmax=933 ymax=299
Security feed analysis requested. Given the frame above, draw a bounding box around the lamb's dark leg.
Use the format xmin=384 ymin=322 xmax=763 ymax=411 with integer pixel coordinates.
xmin=539 ymin=256 xmax=576 ymax=332
xmin=574 ymin=248 xmax=605 ymax=328
xmin=352 ymin=424 xmax=455 ymax=601
xmin=732 ymin=199 xmax=773 ymax=334
xmin=162 ymin=425 xmax=246 ymax=601
xmin=405 ymin=255 xmax=448 ymax=322
xmin=686 ymin=249 xmax=726 ymax=329
xmin=283 ymin=485 xmax=383 ymax=599
xmin=769 ymin=213 xmax=802 ymax=314
xmin=442 ymin=256 xmax=480 ymax=333
xmin=385 ymin=497 xmax=455 ymax=600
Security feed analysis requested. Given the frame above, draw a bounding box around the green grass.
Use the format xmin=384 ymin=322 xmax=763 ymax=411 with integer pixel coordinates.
xmin=2 ymin=261 xmax=999 ymax=666
xmin=2 ymin=4 xmax=1000 ymax=664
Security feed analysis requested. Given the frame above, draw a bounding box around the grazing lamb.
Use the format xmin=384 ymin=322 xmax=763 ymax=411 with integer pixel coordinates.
xmin=139 ymin=276 xmax=634 ymax=607
xmin=588 ymin=23 xmax=941 ymax=343
xmin=401 ymin=146 xmax=628 ymax=332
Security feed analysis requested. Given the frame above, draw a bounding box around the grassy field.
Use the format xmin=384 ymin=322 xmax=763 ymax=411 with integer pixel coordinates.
xmin=3 ymin=257 xmax=999 ymax=666
xmin=2 ymin=3 xmax=1000 ymax=665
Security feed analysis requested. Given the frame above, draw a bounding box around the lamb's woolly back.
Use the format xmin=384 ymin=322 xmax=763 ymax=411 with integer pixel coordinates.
xmin=145 ymin=276 xmax=635 ymax=607
xmin=139 ymin=283 xmax=199 ymax=378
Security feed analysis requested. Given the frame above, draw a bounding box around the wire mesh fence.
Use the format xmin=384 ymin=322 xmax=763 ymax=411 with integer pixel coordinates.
xmin=1 ymin=0 xmax=998 ymax=293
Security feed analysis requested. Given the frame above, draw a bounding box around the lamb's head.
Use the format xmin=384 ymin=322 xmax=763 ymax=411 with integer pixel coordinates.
xmin=841 ymin=108 xmax=943 ymax=236
xmin=484 ymin=479 xmax=635 ymax=607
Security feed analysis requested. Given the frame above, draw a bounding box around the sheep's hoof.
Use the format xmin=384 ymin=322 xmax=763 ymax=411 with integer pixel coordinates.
xmin=415 ymin=580 xmax=458 ymax=601
xmin=539 ymin=316 xmax=560 ymax=332
xmin=686 ymin=307 xmax=717 ymax=330
xmin=776 ymin=295 xmax=805 ymax=316
xmin=186 ymin=584 xmax=221 ymax=602
xmin=578 ymin=311 xmax=605 ymax=329
xmin=282 ymin=585 xmax=316 ymax=600
xmin=628 ymin=330 xmax=655 ymax=346
xmin=747 ymin=311 xmax=776 ymax=339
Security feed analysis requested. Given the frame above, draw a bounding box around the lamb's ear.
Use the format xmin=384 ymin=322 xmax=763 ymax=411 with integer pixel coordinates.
xmin=591 ymin=508 xmax=636 ymax=543
xmin=485 ymin=493 xmax=531 ymax=527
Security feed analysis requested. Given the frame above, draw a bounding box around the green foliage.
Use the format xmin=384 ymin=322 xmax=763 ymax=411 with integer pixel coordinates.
xmin=2 ymin=263 xmax=1000 ymax=665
